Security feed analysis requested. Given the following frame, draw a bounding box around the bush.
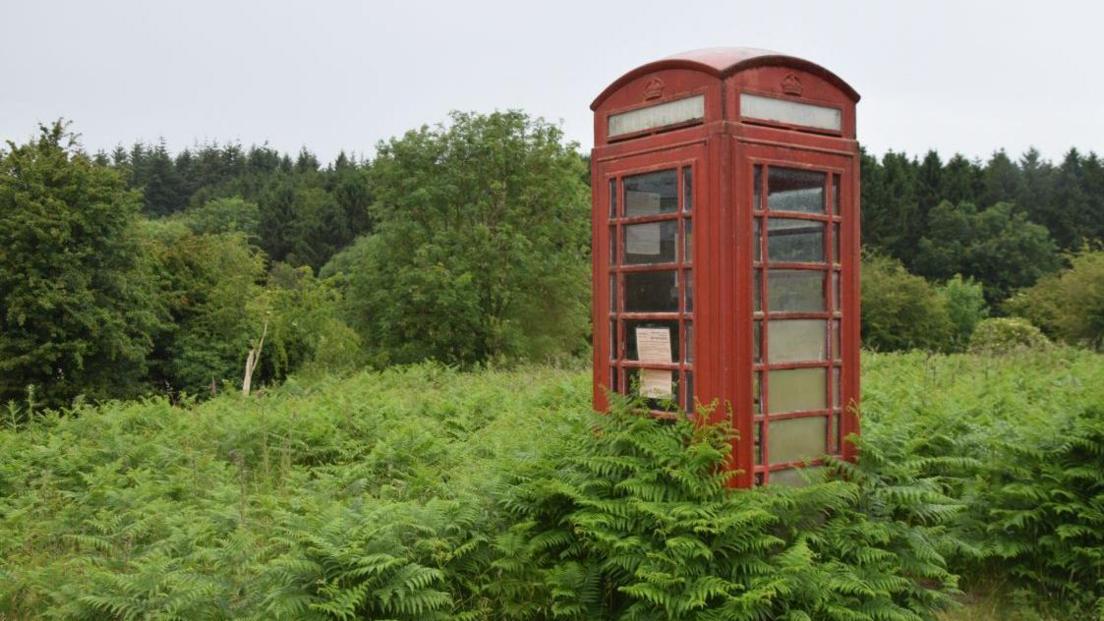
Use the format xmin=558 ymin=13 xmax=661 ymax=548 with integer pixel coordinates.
xmin=967 ymin=317 xmax=1050 ymax=355
xmin=1007 ymin=249 xmax=1104 ymax=349
xmin=862 ymin=254 xmax=953 ymax=352
xmin=252 ymin=263 xmax=364 ymax=381
xmin=491 ymin=394 xmax=961 ymax=620
xmin=941 ymin=275 xmax=989 ymax=351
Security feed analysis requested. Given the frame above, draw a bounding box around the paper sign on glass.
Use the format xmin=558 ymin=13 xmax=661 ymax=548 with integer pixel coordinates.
xmin=635 ymin=327 xmax=672 ymax=362
xmin=640 ymin=368 xmax=673 ymax=398
xmin=625 ymin=222 xmax=661 ymax=255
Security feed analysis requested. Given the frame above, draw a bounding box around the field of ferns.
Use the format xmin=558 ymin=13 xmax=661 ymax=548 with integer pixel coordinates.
xmin=1 ymin=349 xmax=1102 ymax=620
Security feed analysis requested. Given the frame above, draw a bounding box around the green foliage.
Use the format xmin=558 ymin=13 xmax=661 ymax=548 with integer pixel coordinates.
xmin=940 ymin=275 xmax=989 ymax=351
xmin=492 ymin=396 xmax=961 ymax=620
xmin=862 ymin=349 xmax=1104 ymax=619
xmin=143 ymin=220 xmax=266 ymax=396
xmin=914 ymin=201 xmax=1060 ymax=303
xmin=329 ymin=110 xmax=590 ymax=366
xmin=252 ymin=263 xmax=364 ymax=381
xmin=0 ymin=364 xmax=591 ymax=620
xmin=0 ymin=121 xmax=166 ymax=406
xmin=967 ymin=318 xmax=1051 ymax=355
xmin=1007 ymin=249 xmax=1104 ymax=349
xmin=178 ymin=196 xmax=261 ymax=239
xmin=861 ymin=254 xmax=953 ymax=352
xmin=3 ymin=352 xmax=1104 ymax=619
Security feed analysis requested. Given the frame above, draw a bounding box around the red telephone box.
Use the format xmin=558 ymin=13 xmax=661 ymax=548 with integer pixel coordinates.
xmin=591 ymin=48 xmax=861 ymax=487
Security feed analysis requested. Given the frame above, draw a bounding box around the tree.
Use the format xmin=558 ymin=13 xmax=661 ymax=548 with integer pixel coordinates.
xmin=861 ymin=254 xmax=952 ymax=352
xmin=1006 ymin=249 xmax=1104 ymax=349
xmin=331 ymin=110 xmax=591 ymax=366
xmin=914 ymin=201 xmax=1059 ymax=304
xmin=0 ymin=122 xmax=165 ymax=405
xmin=143 ymin=221 xmax=265 ymax=396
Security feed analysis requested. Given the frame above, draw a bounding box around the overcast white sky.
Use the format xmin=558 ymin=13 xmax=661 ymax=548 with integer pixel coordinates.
xmin=2 ymin=0 xmax=1100 ymax=165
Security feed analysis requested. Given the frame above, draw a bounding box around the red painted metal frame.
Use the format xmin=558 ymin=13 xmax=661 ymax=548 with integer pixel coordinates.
xmin=591 ymin=48 xmax=861 ymax=488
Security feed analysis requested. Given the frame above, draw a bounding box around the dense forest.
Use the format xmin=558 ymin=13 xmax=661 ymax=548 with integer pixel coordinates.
xmin=2 ymin=116 xmax=1103 ymax=408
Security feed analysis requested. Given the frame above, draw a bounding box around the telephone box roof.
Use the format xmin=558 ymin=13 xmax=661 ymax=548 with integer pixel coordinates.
xmin=590 ymin=46 xmax=860 ymax=110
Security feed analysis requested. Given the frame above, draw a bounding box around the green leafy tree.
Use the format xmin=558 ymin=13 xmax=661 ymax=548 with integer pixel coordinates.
xmin=940 ymin=275 xmax=988 ymax=351
xmin=0 ymin=122 xmax=165 ymax=405
xmin=914 ymin=201 xmax=1059 ymax=303
xmin=1006 ymin=249 xmax=1104 ymax=348
xmin=861 ymin=254 xmax=953 ymax=352
xmin=178 ymin=196 xmax=261 ymax=239
xmin=143 ymin=221 xmax=265 ymax=396
xmin=331 ymin=110 xmax=590 ymax=366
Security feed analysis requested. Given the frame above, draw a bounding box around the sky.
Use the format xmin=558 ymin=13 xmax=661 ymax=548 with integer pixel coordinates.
xmin=2 ymin=0 xmax=1100 ymax=165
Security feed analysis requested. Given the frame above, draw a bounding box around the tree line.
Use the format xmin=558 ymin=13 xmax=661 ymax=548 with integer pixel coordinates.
xmin=1 ymin=116 xmax=1102 ymax=408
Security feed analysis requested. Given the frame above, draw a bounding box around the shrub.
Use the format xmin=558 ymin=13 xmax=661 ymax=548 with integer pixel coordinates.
xmin=1007 ymin=249 xmax=1104 ymax=349
xmin=940 ymin=275 xmax=989 ymax=351
xmin=862 ymin=254 xmax=953 ymax=352
xmin=967 ymin=317 xmax=1050 ymax=354
xmin=490 ymin=395 xmax=961 ymax=620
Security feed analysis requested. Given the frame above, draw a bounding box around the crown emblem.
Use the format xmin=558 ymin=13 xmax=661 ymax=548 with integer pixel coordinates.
xmin=643 ymin=77 xmax=665 ymax=100
xmin=781 ymin=73 xmax=803 ymax=96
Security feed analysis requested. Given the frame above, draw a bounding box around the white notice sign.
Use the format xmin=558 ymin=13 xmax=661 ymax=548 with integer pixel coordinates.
xmin=625 ymin=222 xmax=661 ymax=256
xmin=640 ymin=369 xmax=673 ymax=399
xmin=635 ymin=327 xmax=672 ymax=363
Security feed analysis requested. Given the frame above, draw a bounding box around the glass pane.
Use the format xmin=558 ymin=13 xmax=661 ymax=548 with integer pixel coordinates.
xmin=610 ymin=366 xmax=619 ymax=393
xmin=741 ymin=93 xmax=842 ymax=131
xmin=768 ymin=416 xmax=827 ymax=463
xmin=767 ymin=319 xmax=827 ymax=362
xmin=767 ymin=269 xmax=825 ymax=312
xmin=752 ymin=372 xmax=762 ymax=414
xmin=609 ymin=225 xmax=617 ymax=265
xmin=753 ymin=422 xmax=762 ymax=464
xmin=609 ymin=95 xmax=705 ymax=138
xmin=623 ymin=220 xmax=677 ymax=264
xmin=684 ymin=371 xmax=694 ymax=411
xmin=753 ymin=270 xmax=762 ymax=312
xmin=624 ymin=170 xmax=678 ymax=217
xmin=768 ymin=218 xmax=824 ymax=263
xmin=625 ymin=320 xmax=680 ymax=362
xmin=754 ymin=472 xmax=764 ymax=486
xmin=753 ymin=218 xmax=762 ymax=262
xmin=768 ymin=368 xmax=827 ymax=413
xmin=682 ymin=167 xmax=693 ymax=212
xmin=753 ymin=165 xmax=762 ymax=211
xmin=832 ymin=173 xmax=841 ymax=215
xmin=683 ymin=218 xmax=692 ymax=263
xmin=831 ymin=411 xmax=841 ymax=453
xmin=769 ymin=465 xmax=825 ymax=487
xmin=832 ymin=223 xmax=840 ymax=263
xmin=768 ymin=168 xmax=825 ymax=214
xmin=624 ymin=270 xmax=678 ymax=312
xmin=753 ymin=320 xmax=762 ymax=363
xmin=830 ymin=318 xmax=839 ymax=358
xmin=610 ymin=319 xmax=618 ymax=360
xmin=609 ymin=273 xmax=618 ymax=312
xmin=832 ymin=271 xmax=840 ymax=310
xmin=684 ymin=270 xmax=693 ymax=313
xmin=609 ymin=178 xmax=617 ymax=218
xmin=684 ymin=321 xmax=693 ymax=362
xmin=833 ymin=368 xmax=841 ymax=408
